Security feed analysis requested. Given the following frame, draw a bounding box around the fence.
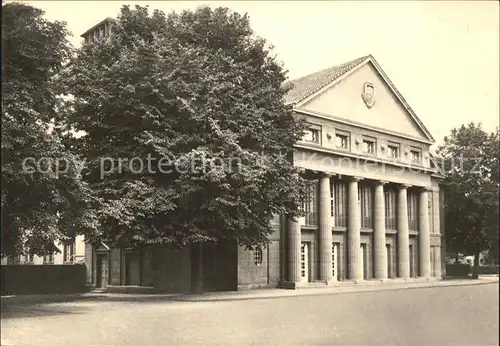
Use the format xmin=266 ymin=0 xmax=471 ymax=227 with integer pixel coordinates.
xmin=445 ymin=263 xmax=470 ymax=277
xmin=1 ymin=264 xmax=87 ymax=295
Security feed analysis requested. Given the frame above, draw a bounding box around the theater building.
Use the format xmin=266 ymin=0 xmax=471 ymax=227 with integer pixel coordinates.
xmin=275 ymin=55 xmax=445 ymax=288
xmin=81 ymin=18 xmax=444 ymax=292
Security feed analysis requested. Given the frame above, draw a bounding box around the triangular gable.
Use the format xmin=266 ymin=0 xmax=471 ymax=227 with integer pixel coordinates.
xmin=95 ymin=241 xmax=110 ymax=252
xmin=287 ymin=55 xmax=434 ymax=143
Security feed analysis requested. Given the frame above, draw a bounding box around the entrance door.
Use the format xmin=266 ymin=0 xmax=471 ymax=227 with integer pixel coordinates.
xmin=409 ymin=244 xmax=415 ymax=278
xmin=386 ymin=244 xmax=392 ymax=278
xmin=430 ymin=247 xmax=436 ymax=277
xmin=300 ymin=243 xmax=309 ymax=283
xmin=96 ymin=254 xmax=108 ymax=288
xmin=125 ymin=252 xmax=141 ymax=286
xmin=359 ymin=244 xmax=367 ymax=280
xmin=332 ymin=243 xmax=339 ymax=281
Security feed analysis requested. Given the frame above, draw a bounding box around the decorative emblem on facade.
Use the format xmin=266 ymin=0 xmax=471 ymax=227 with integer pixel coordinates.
xmin=361 ymin=82 xmax=376 ymax=109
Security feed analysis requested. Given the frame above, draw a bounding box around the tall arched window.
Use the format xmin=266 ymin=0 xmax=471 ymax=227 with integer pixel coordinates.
xmin=253 ymin=247 xmax=263 ymax=266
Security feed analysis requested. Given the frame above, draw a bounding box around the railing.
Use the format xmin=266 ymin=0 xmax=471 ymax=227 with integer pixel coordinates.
xmin=64 ymin=255 xmax=85 ymax=264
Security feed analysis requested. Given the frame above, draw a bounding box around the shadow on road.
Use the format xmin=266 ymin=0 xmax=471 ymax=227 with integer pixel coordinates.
xmin=1 ymin=303 xmax=91 ymax=319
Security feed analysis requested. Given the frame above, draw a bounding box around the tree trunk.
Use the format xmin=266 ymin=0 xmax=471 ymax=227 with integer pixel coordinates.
xmin=190 ymin=243 xmax=204 ymax=294
xmin=471 ymin=251 xmax=480 ymax=279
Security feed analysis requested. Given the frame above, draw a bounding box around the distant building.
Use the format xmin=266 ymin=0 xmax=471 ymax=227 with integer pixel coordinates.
xmin=80 ymin=17 xmax=116 ymax=43
xmin=1 ymin=235 xmax=85 ymax=265
xmin=81 ymin=18 xmax=445 ymax=293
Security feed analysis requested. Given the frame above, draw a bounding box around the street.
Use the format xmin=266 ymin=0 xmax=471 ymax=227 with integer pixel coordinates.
xmin=1 ymin=283 xmax=498 ymax=345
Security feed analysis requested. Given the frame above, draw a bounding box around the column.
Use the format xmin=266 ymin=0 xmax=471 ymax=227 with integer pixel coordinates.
xmin=287 ymin=216 xmax=301 ymax=283
xmin=347 ymin=177 xmax=362 ymax=280
xmin=318 ymin=174 xmax=333 ymax=282
xmin=397 ymin=184 xmax=410 ymax=278
xmin=374 ymin=181 xmax=388 ymax=280
xmin=419 ymin=188 xmax=431 ymax=278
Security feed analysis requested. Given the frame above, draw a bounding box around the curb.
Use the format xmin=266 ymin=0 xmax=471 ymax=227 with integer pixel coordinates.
xmin=174 ymin=279 xmax=499 ymax=302
xmin=2 ymin=278 xmax=497 ymax=305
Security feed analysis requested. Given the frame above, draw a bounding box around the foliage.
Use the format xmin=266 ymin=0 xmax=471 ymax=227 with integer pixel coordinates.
xmin=1 ymin=3 xmax=96 ymax=256
xmin=436 ymin=123 xmax=499 ymax=265
xmin=60 ymin=5 xmax=311 ymax=249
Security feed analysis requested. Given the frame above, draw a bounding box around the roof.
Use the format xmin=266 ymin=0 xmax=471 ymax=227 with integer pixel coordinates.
xmin=284 ymin=55 xmax=369 ymax=104
xmin=284 ymin=54 xmax=435 ymax=142
xmin=80 ymin=17 xmax=116 ymax=37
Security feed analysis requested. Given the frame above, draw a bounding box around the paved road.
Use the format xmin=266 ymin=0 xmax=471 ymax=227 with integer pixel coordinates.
xmin=2 ymin=283 xmax=498 ymax=345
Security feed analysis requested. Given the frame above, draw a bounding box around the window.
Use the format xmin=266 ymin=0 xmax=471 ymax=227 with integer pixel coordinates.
xmin=385 ymin=188 xmax=397 ymax=230
xmin=7 ymin=256 xmax=21 ymax=265
xmin=43 ymin=252 xmax=54 ymax=264
xmin=99 ymin=26 xmax=105 ymax=38
xmin=429 ymin=193 xmax=435 ymax=234
xmin=330 ymin=180 xmax=334 ymax=218
xmin=407 ymin=192 xmax=418 ymax=231
xmin=335 ymin=133 xmax=349 ymax=149
xmin=23 ymin=253 xmax=34 ymax=264
xmin=302 ymin=126 xmax=320 ymax=144
xmin=304 ymin=183 xmax=318 ymax=226
xmin=359 ymin=183 xmax=374 ymax=229
xmin=253 ymin=247 xmax=263 ymax=266
xmin=387 ymin=143 xmax=400 ymax=159
xmin=333 ymin=180 xmax=347 ymax=227
xmin=410 ymin=149 xmax=421 ymax=164
xmin=362 ymin=139 xmax=376 ymax=154
xmin=63 ymin=240 xmax=75 ymax=263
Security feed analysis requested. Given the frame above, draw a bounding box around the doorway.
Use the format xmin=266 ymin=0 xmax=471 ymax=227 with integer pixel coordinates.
xmin=386 ymin=244 xmax=393 ymax=278
xmin=96 ymin=253 xmax=109 ymax=288
xmin=125 ymin=252 xmax=141 ymax=286
xmin=300 ymin=242 xmax=309 ymax=283
xmin=332 ymin=243 xmax=339 ymax=281
xmin=409 ymin=244 xmax=415 ymax=278
xmin=359 ymin=244 xmax=368 ymax=280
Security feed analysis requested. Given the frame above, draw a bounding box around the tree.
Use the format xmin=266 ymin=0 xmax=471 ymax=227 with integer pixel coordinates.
xmin=1 ymin=3 xmax=95 ymax=257
xmin=436 ymin=123 xmax=499 ymax=277
xmin=60 ymin=5 xmax=311 ymax=289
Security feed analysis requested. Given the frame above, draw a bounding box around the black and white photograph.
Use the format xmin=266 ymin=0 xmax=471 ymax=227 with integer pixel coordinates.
xmin=1 ymin=1 xmax=499 ymax=345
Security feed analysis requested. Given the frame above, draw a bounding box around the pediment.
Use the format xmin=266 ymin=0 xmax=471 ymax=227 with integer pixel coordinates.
xmin=294 ymin=58 xmax=433 ymax=142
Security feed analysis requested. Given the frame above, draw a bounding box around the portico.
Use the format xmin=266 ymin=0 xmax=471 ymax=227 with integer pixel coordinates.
xmin=282 ymin=173 xmax=437 ymax=287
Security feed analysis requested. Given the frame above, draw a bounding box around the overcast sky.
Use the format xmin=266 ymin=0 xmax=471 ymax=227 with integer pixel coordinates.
xmin=20 ymin=0 xmax=500 ymax=147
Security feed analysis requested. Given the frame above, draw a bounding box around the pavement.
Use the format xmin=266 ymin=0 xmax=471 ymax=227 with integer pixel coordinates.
xmin=1 ymin=279 xmax=498 ymax=346
xmin=2 ymin=275 xmax=498 ymax=304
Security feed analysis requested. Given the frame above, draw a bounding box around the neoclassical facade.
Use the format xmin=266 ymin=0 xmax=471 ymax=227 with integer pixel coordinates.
xmin=273 ymin=55 xmax=444 ymax=288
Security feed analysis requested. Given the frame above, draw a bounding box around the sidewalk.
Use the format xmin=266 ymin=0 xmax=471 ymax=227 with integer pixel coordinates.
xmin=175 ymin=276 xmax=499 ymax=302
xmin=2 ymin=276 xmax=497 ymax=305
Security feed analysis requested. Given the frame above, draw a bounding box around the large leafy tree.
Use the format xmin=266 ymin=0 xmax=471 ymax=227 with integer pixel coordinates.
xmin=61 ymin=5 xmax=310 ymax=255
xmin=1 ymin=3 xmax=95 ymax=257
xmin=436 ymin=123 xmax=499 ymax=276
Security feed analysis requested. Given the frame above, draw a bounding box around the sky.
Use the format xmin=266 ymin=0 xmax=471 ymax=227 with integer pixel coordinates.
xmin=15 ymin=0 xmax=500 ymax=148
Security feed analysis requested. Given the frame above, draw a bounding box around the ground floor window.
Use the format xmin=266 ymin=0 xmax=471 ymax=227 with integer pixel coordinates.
xmin=63 ymin=240 xmax=75 ymax=263
xmin=253 ymin=247 xmax=263 ymax=266
xmin=43 ymin=252 xmax=54 ymax=264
